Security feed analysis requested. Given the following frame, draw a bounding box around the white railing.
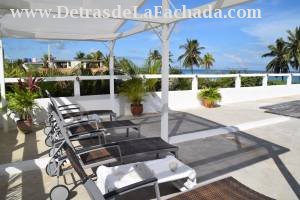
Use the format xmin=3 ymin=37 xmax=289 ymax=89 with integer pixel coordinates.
xmin=4 ymin=73 xmax=300 ymax=97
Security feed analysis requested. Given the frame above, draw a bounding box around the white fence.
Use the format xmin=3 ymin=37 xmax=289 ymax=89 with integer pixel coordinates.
xmin=3 ymin=73 xmax=300 ymax=120
xmin=4 ymin=73 xmax=300 ymax=96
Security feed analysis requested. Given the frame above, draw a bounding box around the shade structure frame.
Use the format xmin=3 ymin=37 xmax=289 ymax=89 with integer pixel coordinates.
xmin=0 ymin=0 xmax=254 ymax=140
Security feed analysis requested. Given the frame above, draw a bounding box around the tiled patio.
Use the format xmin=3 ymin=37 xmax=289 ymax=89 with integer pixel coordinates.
xmin=0 ymin=95 xmax=299 ymax=200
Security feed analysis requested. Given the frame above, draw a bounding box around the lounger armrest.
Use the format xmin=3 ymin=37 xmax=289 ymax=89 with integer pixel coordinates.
xmin=64 ymin=119 xmax=98 ymax=128
xmin=69 ymin=130 xmax=106 ymax=141
xmin=58 ymin=104 xmax=79 ymax=108
xmin=76 ymin=144 xmax=121 ymax=156
xmin=59 ymin=107 xmax=81 ymax=112
xmin=103 ymin=177 xmax=158 ymax=199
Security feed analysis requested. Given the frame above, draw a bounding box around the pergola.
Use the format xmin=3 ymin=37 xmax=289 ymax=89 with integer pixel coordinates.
xmin=0 ymin=0 xmax=251 ymax=142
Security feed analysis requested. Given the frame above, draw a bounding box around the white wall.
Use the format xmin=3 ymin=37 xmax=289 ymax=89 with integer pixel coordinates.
xmin=34 ymin=84 xmax=300 ymax=123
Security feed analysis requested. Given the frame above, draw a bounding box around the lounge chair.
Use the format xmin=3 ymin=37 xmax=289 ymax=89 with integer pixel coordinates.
xmin=49 ymin=142 xmax=161 ymax=200
xmin=168 ymin=177 xmax=274 ymax=200
xmin=45 ymin=110 xmax=178 ymax=178
xmin=46 ymin=101 xmax=141 ymax=146
xmin=44 ymin=90 xmax=116 ymax=133
xmin=96 ymin=155 xmax=196 ymax=194
xmin=50 ymin=144 xmax=272 ymax=200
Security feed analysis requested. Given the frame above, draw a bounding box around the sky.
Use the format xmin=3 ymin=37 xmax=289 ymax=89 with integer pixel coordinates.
xmin=2 ymin=0 xmax=300 ymax=71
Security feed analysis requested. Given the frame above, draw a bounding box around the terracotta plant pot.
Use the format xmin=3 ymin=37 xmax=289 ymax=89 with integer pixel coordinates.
xmin=201 ymin=99 xmax=215 ymax=108
xmin=131 ymin=104 xmax=143 ymax=116
xmin=17 ymin=119 xmax=33 ymax=134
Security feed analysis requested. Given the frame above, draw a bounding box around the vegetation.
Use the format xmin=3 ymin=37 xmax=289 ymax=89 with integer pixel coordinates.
xmin=6 ymin=28 xmax=298 ymax=99
xmin=41 ymin=54 xmax=54 ymax=68
xmin=147 ymin=50 xmax=162 ymax=67
xmin=262 ymin=38 xmax=290 ymax=73
xmin=7 ymin=87 xmax=39 ymax=120
xmin=263 ymin=26 xmax=300 ymax=73
xmin=178 ymin=39 xmax=205 ymax=74
xmin=287 ymin=27 xmax=300 ymax=71
xmin=202 ymin=53 xmax=215 ymax=69
xmin=6 ymin=76 xmax=41 ymax=120
xmin=119 ymin=78 xmax=146 ymax=105
xmin=198 ymin=78 xmax=235 ymax=89
xmin=268 ymin=79 xmax=286 ymax=86
xmin=241 ymin=77 xmax=263 ymax=87
xmin=198 ymin=87 xmax=222 ymax=108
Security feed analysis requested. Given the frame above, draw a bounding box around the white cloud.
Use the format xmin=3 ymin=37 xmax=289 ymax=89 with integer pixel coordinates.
xmin=242 ymin=12 xmax=300 ymax=45
xmin=223 ymin=53 xmax=246 ymax=67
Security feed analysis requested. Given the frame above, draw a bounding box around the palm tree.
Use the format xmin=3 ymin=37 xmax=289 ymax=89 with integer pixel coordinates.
xmin=117 ymin=58 xmax=139 ymax=76
xmin=178 ymin=39 xmax=205 ymax=74
xmin=87 ymin=50 xmax=104 ymax=60
xmin=147 ymin=50 xmax=162 ymax=66
xmin=202 ymin=53 xmax=215 ymax=70
xmin=41 ymin=54 xmax=54 ymax=68
xmin=74 ymin=51 xmax=86 ymax=60
xmin=286 ymin=27 xmax=300 ymax=71
xmin=262 ymin=38 xmax=290 ymax=73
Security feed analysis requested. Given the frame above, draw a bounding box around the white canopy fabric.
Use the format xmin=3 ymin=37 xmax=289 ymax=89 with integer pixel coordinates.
xmin=0 ymin=0 xmax=146 ymax=41
xmin=0 ymin=0 xmax=252 ymax=41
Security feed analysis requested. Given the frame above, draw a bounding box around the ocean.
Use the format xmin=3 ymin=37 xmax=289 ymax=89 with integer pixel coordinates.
xmin=178 ymin=68 xmax=300 ymax=84
xmin=180 ymin=68 xmax=265 ymax=74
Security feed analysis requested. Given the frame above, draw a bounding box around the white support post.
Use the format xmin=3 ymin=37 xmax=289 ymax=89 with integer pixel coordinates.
xmin=0 ymin=39 xmax=8 ymax=132
xmin=287 ymin=73 xmax=292 ymax=85
xmin=235 ymin=74 xmax=241 ymax=88
xmin=109 ymin=41 xmax=116 ymax=113
xmin=0 ymin=40 xmax=6 ymax=108
xmin=192 ymin=75 xmax=198 ymax=92
xmin=161 ymin=0 xmax=170 ymax=142
xmin=263 ymin=74 xmax=268 ymax=87
xmin=74 ymin=77 xmax=81 ymax=97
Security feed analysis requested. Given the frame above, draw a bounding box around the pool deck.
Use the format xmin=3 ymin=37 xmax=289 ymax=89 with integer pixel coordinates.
xmin=0 ymin=95 xmax=299 ymax=200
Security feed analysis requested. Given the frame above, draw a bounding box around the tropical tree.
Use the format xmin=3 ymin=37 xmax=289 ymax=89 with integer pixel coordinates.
xmin=147 ymin=50 xmax=162 ymax=66
xmin=87 ymin=50 xmax=104 ymax=60
xmin=178 ymin=39 xmax=205 ymax=74
xmin=117 ymin=58 xmax=139 ymax=76
xmin=262 ymin=38 xmax=290 ymax=73
xmin=41 ymin=54 xmax=54 ymax=68
xmin=286 ymin=27 xmax=300 ymax=71
xmin=202 ymin=53 xmax=215 ymax=70
xmin=74 ymin=51 xmax=86 ymax=60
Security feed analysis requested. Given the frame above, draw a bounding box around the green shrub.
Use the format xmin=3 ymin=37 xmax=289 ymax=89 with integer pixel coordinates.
xmin=40 ymin=81 xmax=74 ymax=97
xmin=198 ymin=87 xmax=222 ymax=104
xmin=119 ymin=78 xmax=146 ymax=105
xmin=198 ymin=78 xmax=235 ymax=89
xmin=169 ymin=78 xmax=192 ymax=91
xmin=241 ymin=77 xmax=263 ymax=87
xmin=268 ymin=80 xmax=286 ymax=85
xmin=80 ymin=80 xmax=110 ymax=96
xmin=7 ymin=87 xmax=39 ymax=120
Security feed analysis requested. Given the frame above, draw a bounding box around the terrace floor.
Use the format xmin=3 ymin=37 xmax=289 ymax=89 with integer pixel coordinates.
xmin=0 ymin=95 xmax=300 ymax=200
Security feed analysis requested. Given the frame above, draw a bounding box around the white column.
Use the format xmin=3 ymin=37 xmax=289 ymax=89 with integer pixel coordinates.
xmin=161 ymin=0 xmax=170 ymax=142
xmin=192 ymin=75 xmax=198 ymax=92
xmin=287 ymin=74 xmax=292 ymax=85
xmin=74 ymin=77 xmax=81 ymax=97
xmin=0 ymin=39 xmax=8 ymax=132
xmin=235 ymin=74 xmax=241 ymax=88
xmin=263 ymin=74 xmax=268 ymax=87
xmin=0 ymin=39 xmax=6 ymax=108
xmin=109 ymin=41 xmax=116 ymax=112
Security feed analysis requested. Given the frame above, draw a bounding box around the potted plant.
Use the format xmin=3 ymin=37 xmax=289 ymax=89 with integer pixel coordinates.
xmin=119 ymin=78 xmax=146 ymax=116
xmin=198 ymin=87 xmax=222 ymax=108
xmin=6 ymin=76 xmax=42 ymax=133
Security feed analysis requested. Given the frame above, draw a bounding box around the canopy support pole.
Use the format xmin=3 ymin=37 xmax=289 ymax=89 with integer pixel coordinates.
xmin=0 ymin=39 xmax=8 ymax=132
xmin=109 ymin=40 xmax=116 ymax=113
xmin=0 ymin=39 xmax=6 ymax=108
xmin=161 ymin=0 xmax=171 ymax=142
